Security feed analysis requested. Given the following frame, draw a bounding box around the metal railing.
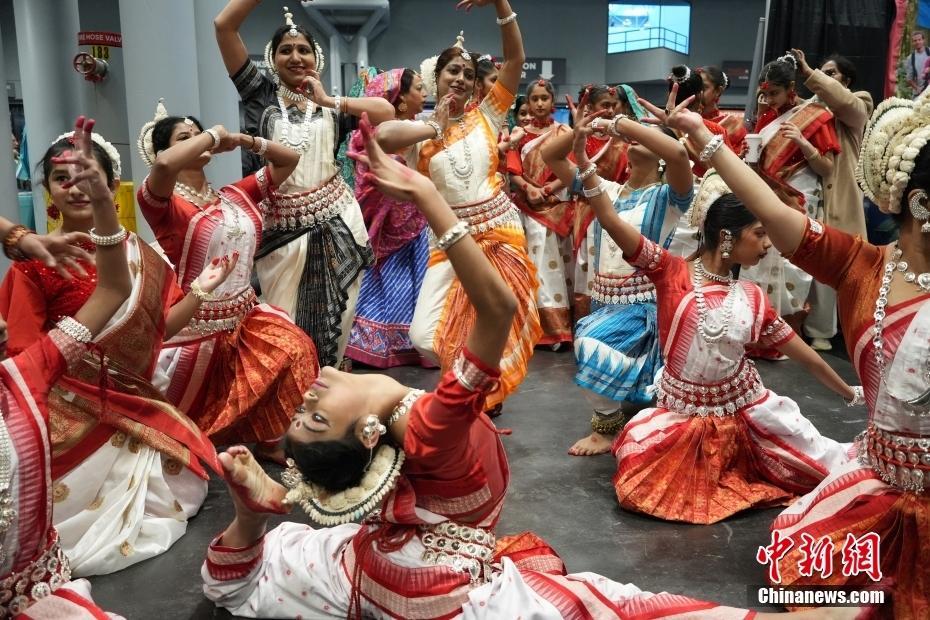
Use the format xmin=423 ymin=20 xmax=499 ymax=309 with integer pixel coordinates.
xmin=608 ymin=26 xmax=689 ymax=54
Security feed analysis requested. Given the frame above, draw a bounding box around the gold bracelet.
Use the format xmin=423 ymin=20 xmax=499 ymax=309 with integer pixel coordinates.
xmin=3 ymin=225 xmax=32 ymax=261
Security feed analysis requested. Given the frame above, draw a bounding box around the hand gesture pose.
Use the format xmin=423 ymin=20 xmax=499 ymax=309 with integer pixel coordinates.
xmin=779 ymin=122 xmax=807 ymax=146
xmin=639 ymin=83 xmax=705 ymax=137
xmin=350 ymin=114 xmax=435 ymax=202
xmin=51 ymin=117 xmax=112 ymax=203
xmin=17 ymin=233 xmax=93 ymax=279
xmin=208 ymin=125 xmax=237 ymax=153
xmin=432 ymin=94 xmax=458 ymax=134
xmin=298 ymin=70 xmax=328 ymax=107
xmin=194 ymin=252 xmax=241 ymax=297
xmin=790 ymin=48 xmax=814 ymax=80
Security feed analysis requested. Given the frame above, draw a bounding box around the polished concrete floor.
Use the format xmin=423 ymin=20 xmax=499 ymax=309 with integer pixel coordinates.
xmin=88 ymin=343 xmax=864 ymax=619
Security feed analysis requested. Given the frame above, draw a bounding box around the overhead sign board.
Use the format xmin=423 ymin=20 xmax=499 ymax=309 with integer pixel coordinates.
xmin=520 ymin=58 xmax=567 ymax=84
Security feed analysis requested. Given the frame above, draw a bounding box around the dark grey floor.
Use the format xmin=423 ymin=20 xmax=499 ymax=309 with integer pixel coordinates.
xmin=88 ymin=343 xmax=864 ymax=619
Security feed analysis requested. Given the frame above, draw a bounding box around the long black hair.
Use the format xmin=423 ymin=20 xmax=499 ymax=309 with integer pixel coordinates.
xmin=284 ymin=430 xmax=371 ymax=493
xmin=151 ymin=116 xmax=205 ymax=156
xmin=39 ymin=138 xmax=116 ymax=188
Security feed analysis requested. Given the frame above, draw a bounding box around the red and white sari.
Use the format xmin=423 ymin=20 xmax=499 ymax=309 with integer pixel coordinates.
xmin=771 ymin=219 xmax=930 ymax=619
xmin=612 ymin=237 xmax=849 ymax=524
xmin=203 ymin=349 xmax=754 ymax=619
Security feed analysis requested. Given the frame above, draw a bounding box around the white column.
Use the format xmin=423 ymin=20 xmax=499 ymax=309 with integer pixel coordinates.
xmin=329 ymin=33 xmax=343 ymax=94
xmin=194 ymin=0 xmax=242 ymax=187
xmin=13 ymin=0 xmax=85 ymax=230
xmin=0 ymin=26 xmax=17 ymax=273
xmin=119 ymin=0 xmax=200 ymax=240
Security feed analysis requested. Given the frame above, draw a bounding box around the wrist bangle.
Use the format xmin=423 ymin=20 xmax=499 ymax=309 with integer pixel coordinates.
xmin=333 ymin=95 xmax=342 ymax=116
xmin=845 ymin=386 xmax=865 ymax=407
xmin=609 ymin=115 xmax=629 ymax=138
xmin=804 ymin=150 xmax=820 ymax=160
xmin=205 ymin=128 xmax=221 ymax=149
xmin=2 ymin=224 xmax=32 ymax=261
xmin=342 ymin=96 xmax=349 ymax=114
xmin=190 ymin=279 xmax=215 ymax=302
xmin=89 ymin=226 xmax=128 ymax=247
xmin=578 ymin=163 xmax=597 ymax=181
xmin=496 ymin=12 xmax=517 ymax=26
xmin=583 ymin=180 xmax=607 ymax=198
xmin=253 ymin=136 xmax=269 ymax=156
xmin=424 ymin=120 xmax=442 ymax=139
xmin=435 ymin=221 xmax=470 ymax=252
xmin=698 ymin=134 xmax=725 ymax=162
xmin=56 ymin=316 xmax=93 ymax=344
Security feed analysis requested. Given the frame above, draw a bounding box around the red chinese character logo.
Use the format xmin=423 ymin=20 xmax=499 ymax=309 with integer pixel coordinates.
xmin=796 ymin=533 xmax=835 ymax=578
xmin=840 ymin=532 xmax=882 ymax=581
xmin=756 ymin=530 xmax=794 ymax=583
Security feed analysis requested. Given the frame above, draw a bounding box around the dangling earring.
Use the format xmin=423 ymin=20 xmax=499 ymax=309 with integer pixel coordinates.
xmin=720 ymin=229 xmax=733 ymax=260
xmin=361 ymin=414 xmax=387 ymax=444
xmin=909 ymin=190 xmax=930 ymax=233
xmin=397 ymin=100 xmax=408 ymax=114
xmin=788 ymin=90 xmax=797 ymax=106
xmin=46 ymin=204 xmax=61 ymax=220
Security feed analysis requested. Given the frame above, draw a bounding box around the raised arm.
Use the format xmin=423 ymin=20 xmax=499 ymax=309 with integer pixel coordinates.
xmin=148 ymin=125 xmax=229 ymax=197
xmin=353 ymin=115 xmax=516 ymax=368
xmin=213 ymin=0 xmax=254 ymax=76
xmin=656 ymin=86 xmax=808 ymax=255
xmin=219 ymin=133 xmax=300 ymax=187
xmin=794 ymin=50 xmax=873 ymax=132
xmin=457 ymin=0 xmax=525 ymax=95
xmin=52 ymin=118 xmax=131 ymax=337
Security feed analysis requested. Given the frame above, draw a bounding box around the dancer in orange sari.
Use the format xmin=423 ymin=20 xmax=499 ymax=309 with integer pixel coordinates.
xmin=507 ymin=78 xmax=573 ymax=347
xmin=1 ymin=132 xmax=228 ymax=576
xmin=377 ymin=0 xmax=539 ymax=416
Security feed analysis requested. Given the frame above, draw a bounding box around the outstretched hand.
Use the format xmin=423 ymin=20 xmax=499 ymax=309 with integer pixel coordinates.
xmin=349 ymin=113 xmax=433 ymax=201
xmin=50 ymin=117 xmax=111 ymax=203
xmin=638 ymin=83 xmax=704 ymax=136
xmin=17 ymin=232 xmax=93 ymax=279
xmin=195 ymin=252 xmax=240 ymax=295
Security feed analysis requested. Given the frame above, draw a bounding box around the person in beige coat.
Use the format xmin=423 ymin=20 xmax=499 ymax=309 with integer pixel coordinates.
xmin=791 ymin=49 xmax=873 ymax=351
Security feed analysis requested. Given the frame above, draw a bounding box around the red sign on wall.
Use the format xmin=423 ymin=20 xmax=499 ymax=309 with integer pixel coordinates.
xmin=77 ymin=32 xmax=122 ymax=47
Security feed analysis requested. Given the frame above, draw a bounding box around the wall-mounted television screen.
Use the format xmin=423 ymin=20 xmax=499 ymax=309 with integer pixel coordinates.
xmin=608 ymin=1 xmax=691 ymax=55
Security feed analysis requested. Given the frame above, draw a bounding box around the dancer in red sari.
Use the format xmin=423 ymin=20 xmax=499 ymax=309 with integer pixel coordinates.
xmin=664 ymin=79 xmax=930 ymax=619
xmin=0 ymin=117 xmax=129 ymax=617
xmin=137 ymin=104 xmax=318 ymax=463
xmin=699 ymin=66 xmax=748 ymax=154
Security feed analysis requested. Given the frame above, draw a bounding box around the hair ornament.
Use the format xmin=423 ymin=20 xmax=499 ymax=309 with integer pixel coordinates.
xmin=281 ymin=446 xmax=405 ymax=526
xmin=136 ymin=98 xmax=169 ymax=169
xmin=857 ymin=87 xmax=930 ymax=214
xmin=283 ymin=6 xmax=298 ymax=37
xmin=689 ymin=170 xmax=733 ymax=230
xmin=478 ymin=54 xmax=494 ymax=63
xmin=52 ymin=131 xmax=122 ymax=179
xmin=776 ymin=52 xmax=798 ymax=70
xmin=263 ymin=7 xmax=325 ymax=85
xmin=721 ymin=70 xmax=730 ymax=89
xmin=668 ymin=66 xmax=691 ymax=84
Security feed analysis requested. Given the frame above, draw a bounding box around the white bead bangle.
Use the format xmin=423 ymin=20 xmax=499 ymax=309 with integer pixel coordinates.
xmin=578 ymin=163 xmax=597 ymax=182
xmin=845 ymin=385 xmax=865 ymax=407
xmin=89 ymin=226 xmax=128 ymax=247
xmin=333 ymin=95 xmax=342 ymax=116
xmin=609 ymin=114 xmax=629 ymax=138
xmin=424 ymin=120 xmax=442 ymax=139
xmin=205 ymin=128 xmax=221 ymax=149
xmin=436 ymin=221 xmax=470 ymax=252
xmin=253 ymin=136 xmax=269 ymax=156
xmin=698 ymin=134 xmax=725 ymax=162
xmin=190 ymin=280 xmax=216 ymax=302
xmin=56 ymin=316 xmax=93 ymax=344
xmin=583 ymin=181 xmax=608 ymax=198
xmin=496 ymin=12 xmax=518 ymax=26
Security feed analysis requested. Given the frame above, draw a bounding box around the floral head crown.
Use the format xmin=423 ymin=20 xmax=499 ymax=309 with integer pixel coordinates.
xmin=667 ymin=65 xmax=691 ymax=85
xmin=689 ymin=170 xmax=732 ymax=231
xmin=263 ymin=6 xmax=325 ymax=82
xmin=857 ymin=86 xmax=930 ymax=214
xmin=53 ymin=131 xmax=122 ymax=179
xmin=420 ymin=31 xmax=468 ymax=98
xmin=136 ymin=98 xmax=169 ymax=168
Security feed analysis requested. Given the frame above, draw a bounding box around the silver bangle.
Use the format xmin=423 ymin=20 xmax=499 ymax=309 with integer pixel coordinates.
xmin=189 ymin=279 xmax=215 ymax=302
xmin=578 ymin=163 xmax=597 ymax=182
xmin=583 ymin=180 xmax=607 ymax=198
xmin=254 ymin=136 xmax=269 ymax=156
xmin=698 ymin=134 xmax=725 ymax=162
xmin=333 ymin=95 xmax=342 ymax=116
xmin=845 ymin=386 xmax=865 ymax=407
xmin=424 ymin=120 xmax=442 ymax=139
xmin=436 ymin=221 xmax=470 ymax=252
xmin=89 ymin=226 xmax=127 ymax=247
xmin=56 ymin=316 xmax=93 ymax=344
xmin=496 ymin=12 xmax=518 ymax=25
xmin=205 ymin=128 xmax=221 ymax=149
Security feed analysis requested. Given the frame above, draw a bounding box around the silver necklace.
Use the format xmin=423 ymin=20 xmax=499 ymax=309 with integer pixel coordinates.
xmin=387 ymin=389 xmax=425 ymax=428
xmin=174 ymin=184 xmax=245 ymax=241
xmin=276 ymin=95 xmax=317 ymax=151
xmin=693 ymin=260 xmax=737 ymax=343
xmin=891 ymin=242 xmax=930 ymax=293
xmin=0 ymin=405 xmax=17 ymax=565
xmin=441 ymin=116 xmax=474 ymax=186
xmin=279 ymin=84 xmax=308 ymax=104
xmin=872 ymin=250 xmax=930 ymax=410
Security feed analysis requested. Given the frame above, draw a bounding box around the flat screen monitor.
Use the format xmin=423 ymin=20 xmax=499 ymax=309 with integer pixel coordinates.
xmin=608 ymin=1 xmax=691 ymax=55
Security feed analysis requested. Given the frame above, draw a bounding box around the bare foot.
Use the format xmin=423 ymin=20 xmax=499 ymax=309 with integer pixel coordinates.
xmin=568 ymin=432 xmax=614 ymax=456
xmin=254 ymin=440 xmax=287 ymax=466
xmin=220 ymin=445 xmax=289 ymax=515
